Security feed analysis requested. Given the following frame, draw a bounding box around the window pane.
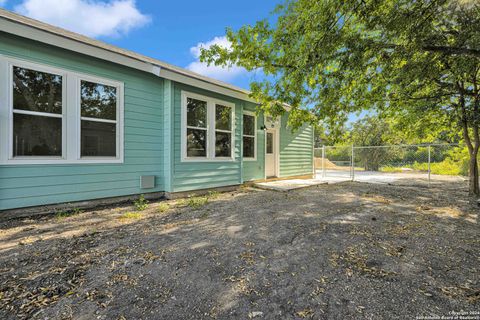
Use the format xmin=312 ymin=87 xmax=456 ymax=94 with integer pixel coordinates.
xmin=243 ymin=136 xmax=255 ymax=158
xmin=13 ymin=66 xmax=62 ymax=114
xmin=81 ymin=120 xmax=116 ymax=157
xmin=215 ymin=132 xmax=231 ymax=157
xmin=13 ymin=113 xmax=62 ymax=156
xmin=187 ymin=128 xmax=207 ymax=157
xmin=81 ymin=80 xmax=117 ymax=120
xmin=266 ymin=132 xmax=274 ymax=154
xmin=216 ymin=104 xmax=231 ymax=131
xmin=187 ymin=98 xmax=207 ymax=128
xmin=243 ymin=114 xmax=255 ymax=136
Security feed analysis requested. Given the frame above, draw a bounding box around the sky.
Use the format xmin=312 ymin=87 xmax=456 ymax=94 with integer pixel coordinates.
xmin=0 ymin=0 xmax=279 ymax=89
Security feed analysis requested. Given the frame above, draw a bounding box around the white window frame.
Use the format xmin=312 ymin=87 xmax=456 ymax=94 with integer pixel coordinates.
xmin=77 ymin=75 xmax=123 ymax=161
xmin=242 ymin=111 xmax=257 ymax=161
xmin=181 ymin=91 xmax=235 ymax=162
xmin=0 ymin=55 xmax=124 ymax=165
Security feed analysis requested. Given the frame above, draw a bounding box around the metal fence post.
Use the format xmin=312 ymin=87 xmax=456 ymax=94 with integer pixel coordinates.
xmin=322 ymin=145 xmax=326 ymax=178
xmin=351 ymin=145 xmax=355 ymax=181
xmin=427 ymin=144 xmax=431 ymax=186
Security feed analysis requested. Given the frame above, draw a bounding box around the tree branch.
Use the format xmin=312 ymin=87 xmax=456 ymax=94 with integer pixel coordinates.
xmin=422 ymin=45 xmax=480 ymax=58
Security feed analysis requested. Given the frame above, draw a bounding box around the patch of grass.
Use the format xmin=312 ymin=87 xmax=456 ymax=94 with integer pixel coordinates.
xmin=380 ymin=166 xmax=404 ymax=173
xmin=157 ymin=203 xmax=170 ymax=213
xmin=55 ymin=211 xmax=72 ymax=219
xmin=55 ymin=207 xmax=84 ymax=219
xmin=381 ymin=159 xmax=464 ymax=176
xmin=207 ymin=191 xmax=220 ymax=199
xmin=187 ymin=196 xmax=209 ymax=209
xmin=178 ymin=195 xmax=209 ymax=209
xmin=133 ymin=194 xmax=149 ymax=211
xmin=118 ymin=212 xmax=143 ymax=220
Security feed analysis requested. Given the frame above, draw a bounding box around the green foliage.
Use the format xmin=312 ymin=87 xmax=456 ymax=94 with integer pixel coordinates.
xmin=207 ymin=191 xmax=220 ymax=199
xmin=55 ymin=211 xmax=71 ymax=219
xmin=157 ymin=203 xmax=170 ymax=213
xmin=55 ymin=207 xmax=83 ymax=219
xmin=379 ymin=166 xmax=404 ymax=173
xmin=119 ymin=212 xmax=143 ymax=220
xmin=186 ymin=196 xmax=209 ymax=209
xmin=379 ymin=146 xmax=472 ymax=176
xmin=134 ymin=195 xmax=149 ymax=211
xmin=200 ymin=0 xmax=480 ymax=193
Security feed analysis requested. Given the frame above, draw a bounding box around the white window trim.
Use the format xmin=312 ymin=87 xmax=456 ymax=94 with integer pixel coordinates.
xmin=76 ymin=75 xmax=123 ymax=162
xmin=242 ymin=111 xmax=257 ymax=161
xmin=0 ymin=55 xmax=124 ymax=165
xmin=181 ymin=90 xmax=235 ymax=162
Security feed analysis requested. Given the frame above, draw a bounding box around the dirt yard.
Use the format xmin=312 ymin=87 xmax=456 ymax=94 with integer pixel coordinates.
xmin=0 ymin=182 xmax=478 ymax=319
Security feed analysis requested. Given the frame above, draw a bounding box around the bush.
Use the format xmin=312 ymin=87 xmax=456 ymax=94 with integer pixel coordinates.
xmin=134 ymin=195 xmax=149 ymax=211
xmin=410 ymin=159 xmax=462 ymax=176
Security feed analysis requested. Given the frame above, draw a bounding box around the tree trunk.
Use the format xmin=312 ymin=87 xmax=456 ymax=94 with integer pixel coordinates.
xmin=468 ymin=149 xmax=479 ymax=196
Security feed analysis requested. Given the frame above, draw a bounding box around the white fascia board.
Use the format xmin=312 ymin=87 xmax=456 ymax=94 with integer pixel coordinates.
xmin=0 ymin=18 xmax=258 ymax=103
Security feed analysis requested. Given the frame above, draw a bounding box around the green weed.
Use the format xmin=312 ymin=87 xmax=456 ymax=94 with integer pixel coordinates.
xmin=134 ymin=195 xmax=149 ymax=211
xmin=119 ymin=212 xmax=143 ymax=220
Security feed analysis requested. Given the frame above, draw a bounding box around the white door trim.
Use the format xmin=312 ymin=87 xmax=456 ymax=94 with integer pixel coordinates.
xmin=264 ymin=128 xmax=280 ymax=178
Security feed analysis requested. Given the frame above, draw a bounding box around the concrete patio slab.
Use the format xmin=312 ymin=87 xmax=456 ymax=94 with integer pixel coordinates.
xmin=254 ymin=178 xmax=327 ymax=191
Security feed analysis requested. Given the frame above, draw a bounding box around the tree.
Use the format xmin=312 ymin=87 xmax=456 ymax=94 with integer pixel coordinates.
xmin=349 ymin=116 xmax=397 ymax=171
xmin=200 ymin=0 xmax=480 ymax=195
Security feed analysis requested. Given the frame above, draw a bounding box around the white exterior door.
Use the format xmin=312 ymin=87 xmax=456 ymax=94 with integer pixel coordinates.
xmin=265 ymin=129 xmax=277 ymax=178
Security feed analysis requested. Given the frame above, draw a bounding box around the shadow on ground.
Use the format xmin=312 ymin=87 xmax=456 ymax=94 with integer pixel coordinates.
xmin=0 ymin=182 xmax=478 ymax=319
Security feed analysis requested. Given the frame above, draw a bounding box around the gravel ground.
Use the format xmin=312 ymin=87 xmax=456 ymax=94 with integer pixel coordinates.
xmin=0 ymin=182 xmax=478 ymax=320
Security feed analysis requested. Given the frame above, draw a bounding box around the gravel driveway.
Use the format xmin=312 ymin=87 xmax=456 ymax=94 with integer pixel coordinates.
xmin=0 ymin=182 xmax=478 ymax=319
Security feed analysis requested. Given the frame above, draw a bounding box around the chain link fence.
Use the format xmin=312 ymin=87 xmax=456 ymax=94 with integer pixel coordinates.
xmin=314 ymin=144 xmax=468 ymax=187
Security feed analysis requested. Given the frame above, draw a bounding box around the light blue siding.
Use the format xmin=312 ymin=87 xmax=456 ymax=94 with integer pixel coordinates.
xmin=279 ymin=113 xmax=314 ymax=177
xmin=171 ymin=83 xmax=242 ymax=192
xmin=0 ymin=31 xmax=314 ymax=211
xmin=0 ymin=32 xmax=165 ymax=210
xmin=242 ymin=103 xmax=265 ymax=181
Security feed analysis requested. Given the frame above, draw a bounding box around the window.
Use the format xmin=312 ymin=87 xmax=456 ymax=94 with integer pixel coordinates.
xmin=80 ymin=80 xmax=118 ymax=158
xmin=12 ymin=66 xmax=64 ymax=157
xmin=215 ymin=104 xmax=232 ymax=158
xmin=242 ymin=113 xmax=256 ymax=160
xmin=0 ymin=57 xmax=123 ymax=164
xmin=186 ymin=97 xmax=208 ymax=157
xmin=266 ymin=132 xmax=274 ymax=154
xmin=182 ymin=91 xmax=234 ymax=161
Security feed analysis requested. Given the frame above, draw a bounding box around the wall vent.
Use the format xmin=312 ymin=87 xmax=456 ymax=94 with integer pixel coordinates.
xmin=140 ymin=176 xmax=155 ymax=189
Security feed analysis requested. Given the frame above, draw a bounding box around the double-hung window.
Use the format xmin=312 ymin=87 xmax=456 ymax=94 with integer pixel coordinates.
xmin=0 ymin=56 xmax=123 ymax=164
xmin=80 ymin=80 xmax=119 ymax=158
xmin=242 ymin=112 xmax=256 ymax=160
xmin=186 ymin=97 xmax=208 ymax=157
xmin=182 ymin=91 xmax=234 ymax=161
xmin=215 ymin=104 xmax=233 ymax=158
xmin=12 ymin=65 xmax=64 ymax=158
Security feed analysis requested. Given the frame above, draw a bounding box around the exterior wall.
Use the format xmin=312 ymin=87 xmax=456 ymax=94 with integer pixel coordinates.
xmin=279 ymin=113 xmax=314 ymax=177
xmin=242 ymin=103 xmax=265 ymax=181
xmin=0 ymin=33 xmax=165 ymax=210
xmin=171 ymin=82 xmax=243 ymax=192
xmin=0 ymin=33 xmax=314 ymax=211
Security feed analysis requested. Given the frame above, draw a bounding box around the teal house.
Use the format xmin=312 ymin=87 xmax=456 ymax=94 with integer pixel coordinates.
xmin=0 ymin=9 xmax=314 ymax=212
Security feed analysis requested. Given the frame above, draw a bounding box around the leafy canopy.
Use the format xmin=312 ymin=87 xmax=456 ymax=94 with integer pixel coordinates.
xmin=200 ymin=0 xmax=480 ymax=134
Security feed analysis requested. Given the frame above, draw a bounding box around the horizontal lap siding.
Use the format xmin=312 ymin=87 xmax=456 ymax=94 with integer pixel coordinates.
xmin=172 ymin=83 xmax=241 ymax=192
xmin=0 ymin=33 xmax=164 ymax=210
xmin=279 ymin=113 xmax=314 ymax=177
xmin=242 ymin=103 xmax=265 ymax=181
